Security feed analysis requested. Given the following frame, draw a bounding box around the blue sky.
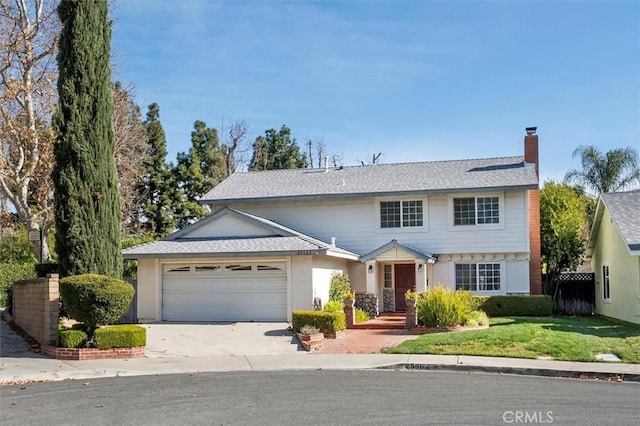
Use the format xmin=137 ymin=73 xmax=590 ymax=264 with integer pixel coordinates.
xmin=110 ymin=0 xmax=639 ymax=183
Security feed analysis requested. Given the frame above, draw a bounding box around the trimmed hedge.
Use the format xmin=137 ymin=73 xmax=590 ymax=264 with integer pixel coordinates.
xmin=474 ymin=295 xmax=552 ymax=317
xmin=60 ymin=274 xmax=134 ymax=331
xmin=93 ymin=325 xmax=146 ymax=349
xmin=292 ymin=310 xmax=346 ymax=333
xmin=57 ymin=329 xmax=88 ymax=348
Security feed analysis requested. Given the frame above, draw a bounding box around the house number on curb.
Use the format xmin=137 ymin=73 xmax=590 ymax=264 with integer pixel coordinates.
xmin=404 ymin=364 xmax=433 ymax=370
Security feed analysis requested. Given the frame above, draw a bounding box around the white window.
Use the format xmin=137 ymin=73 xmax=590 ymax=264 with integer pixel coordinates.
xmin=602 ymin=265 xmax=610 ymax=301
xmin=384 ymin=265 xmax=393 ymax=288
xmin=453 ymin=196 xmax=500 ymax=226
xmin=380 ymin=200 xmax=423 ymax=228
xmin=455 ymin=263 xmax=501 ymax=292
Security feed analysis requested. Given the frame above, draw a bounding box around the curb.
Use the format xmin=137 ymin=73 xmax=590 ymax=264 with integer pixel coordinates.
xmin=378 ymin=363 xmax=640 ymax=382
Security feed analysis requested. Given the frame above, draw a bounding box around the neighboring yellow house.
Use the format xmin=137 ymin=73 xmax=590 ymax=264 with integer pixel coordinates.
xmin=587 ymin=191 xmax=640 ymax=324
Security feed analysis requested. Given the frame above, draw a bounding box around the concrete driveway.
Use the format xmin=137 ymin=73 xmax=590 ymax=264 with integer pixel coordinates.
xmin=143 ymin=322 xmax=305 ymax=358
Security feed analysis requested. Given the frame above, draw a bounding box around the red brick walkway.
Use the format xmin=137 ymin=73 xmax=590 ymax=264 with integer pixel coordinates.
xmin=313 ymin=329 xmax=419 ymax=354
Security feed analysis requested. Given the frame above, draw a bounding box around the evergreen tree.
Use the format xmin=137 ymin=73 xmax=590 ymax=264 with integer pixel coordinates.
xmin=540 ymin=181 xmax=588 ymax=299
xmin=138 ymin=103 xmax=175 ymax=237
xmin=249 ymin=125 xmax=307 ymax=171
xmin=173 ymin=120 xmax=225 ymax=229
xmin=54 ymin=0 xmax=122 ymax=277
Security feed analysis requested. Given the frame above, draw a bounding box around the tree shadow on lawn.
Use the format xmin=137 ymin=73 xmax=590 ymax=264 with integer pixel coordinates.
xmin=490 ymin=315 xmax=640 ymax=338
xmin=542 ymin=317 xmax=640 ymax=338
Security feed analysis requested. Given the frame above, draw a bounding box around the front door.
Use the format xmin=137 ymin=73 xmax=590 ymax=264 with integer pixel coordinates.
xmin=394 ymin=264 xmax=415 ymax=311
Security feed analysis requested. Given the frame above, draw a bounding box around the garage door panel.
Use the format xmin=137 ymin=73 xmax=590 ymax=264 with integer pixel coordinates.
xmin=161 ymin=263 xmax=287 ymax=322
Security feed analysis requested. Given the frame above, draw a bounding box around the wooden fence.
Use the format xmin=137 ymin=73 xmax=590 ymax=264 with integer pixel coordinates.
xmin=545 ymin=272 xmax=595 ymax=315
xmin=119 ymin=278 xmax=138 ymax=324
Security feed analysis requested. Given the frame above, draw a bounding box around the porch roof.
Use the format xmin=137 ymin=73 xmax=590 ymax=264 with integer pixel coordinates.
xmin=360 ymin=239 xmax=437 ymax=263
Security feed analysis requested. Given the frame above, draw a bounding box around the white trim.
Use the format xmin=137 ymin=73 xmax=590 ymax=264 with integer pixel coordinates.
xmin=154 ymin=258 xmax=161 ymax=321
xmin=447 ymin=192 xmax=505 ymax=231
xmin=286 ymin=256 xmax=292 ymax=321
xmin=383 ymin=264 xmax=394 ymax=289
xmin=602 ymin=263 xmax=611 ymax=303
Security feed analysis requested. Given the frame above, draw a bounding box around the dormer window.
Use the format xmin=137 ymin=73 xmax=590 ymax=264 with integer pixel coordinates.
xmin=380 ymin=200 xmax=423 ymax=228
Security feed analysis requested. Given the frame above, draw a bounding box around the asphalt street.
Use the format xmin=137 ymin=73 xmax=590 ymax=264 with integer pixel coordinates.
xmin=1 ymin=369 xmax=637 ymax=425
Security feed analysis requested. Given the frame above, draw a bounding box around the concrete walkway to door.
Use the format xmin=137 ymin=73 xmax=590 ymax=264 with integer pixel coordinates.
xmin=143 ymin=322 xmax=305 ymax=357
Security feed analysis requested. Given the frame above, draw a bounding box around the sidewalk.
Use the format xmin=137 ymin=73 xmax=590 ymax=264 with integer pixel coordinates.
xmin=2 ymin=315 xmax=640 ymax=385
xmin=3 ymin=351 xmax=640 ymax=385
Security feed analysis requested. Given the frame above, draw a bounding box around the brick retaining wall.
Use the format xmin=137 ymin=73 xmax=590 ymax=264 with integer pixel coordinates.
xmin=12 ymin=274 xmax=59 ymax=345
xmin=41 ymin=344 xmax=145 ymax=361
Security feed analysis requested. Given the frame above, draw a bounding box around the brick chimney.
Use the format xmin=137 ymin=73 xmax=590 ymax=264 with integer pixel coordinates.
xmin=524 ymin=126 xmax=539 ymax=177
xmin=525 ymin=126 xmax=542 ymax=295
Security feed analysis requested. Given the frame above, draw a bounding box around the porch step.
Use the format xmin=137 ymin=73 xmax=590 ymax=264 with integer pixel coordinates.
xmin=353 ymin=314 xmax=406 ymax=330
xmin=352 ymin=323 xmax=405 ymax=330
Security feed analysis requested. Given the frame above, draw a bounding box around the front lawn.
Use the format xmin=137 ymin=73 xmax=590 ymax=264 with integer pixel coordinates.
xmin=384 ymin=316 xmax=640 ymax=363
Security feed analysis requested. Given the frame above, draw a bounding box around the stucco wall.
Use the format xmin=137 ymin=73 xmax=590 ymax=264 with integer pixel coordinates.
xmin=310 ymin=256 xmax=351 ymax=309
xmin=348 ymin=263 xmax=366 ymax=293
xmin=136 ymin=258 xmax=158 ymax=322
xmin=591 ymin=208 xmax=640 ymax=324
xmin=290 ymin=256 xmax=313 ymax=316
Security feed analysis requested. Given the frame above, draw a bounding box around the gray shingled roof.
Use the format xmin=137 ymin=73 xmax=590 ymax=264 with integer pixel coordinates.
xmin=123 ymin=207 xmax=360 ymax=259
xmin=123 ymin=236 xmax=327 ymax=259
xmin=602 ymin=191 xmax=640 ymax=252
xmin=200 ymin=156 xmax=538 ymax=203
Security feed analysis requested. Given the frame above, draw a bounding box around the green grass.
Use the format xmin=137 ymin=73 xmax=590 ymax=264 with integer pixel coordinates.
xmin=384 ymin=316 xmax=640 ymax=363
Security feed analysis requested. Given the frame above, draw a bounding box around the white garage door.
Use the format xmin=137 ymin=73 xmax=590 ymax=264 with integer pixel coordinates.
xmin=162 ymin=262 xmax=287 ymax=322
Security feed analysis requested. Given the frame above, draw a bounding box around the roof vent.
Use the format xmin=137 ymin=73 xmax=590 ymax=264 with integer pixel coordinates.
xmin=525 ymin=126 xmax=537 ymax=136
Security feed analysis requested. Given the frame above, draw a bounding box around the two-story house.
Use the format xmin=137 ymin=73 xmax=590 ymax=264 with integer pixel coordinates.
xmin=124 ymin=128 xmax=541 ymax=323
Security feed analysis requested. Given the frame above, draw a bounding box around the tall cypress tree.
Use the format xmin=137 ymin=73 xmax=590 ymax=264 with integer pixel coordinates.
xmin=54 ymin=0 xmax=122 ymax=277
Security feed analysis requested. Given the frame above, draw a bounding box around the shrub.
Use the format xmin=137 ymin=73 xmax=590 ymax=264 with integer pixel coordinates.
xmin=323 ymin=300 xmax=344 ymax=313
xmin=57 ymin=329 xmax=88 ymax=348
xmin=0 ymin=224 xmax=38 ymax=264
xmin=465 ymin=310 xmax=490 ymax=327
xmin=416 ymin=287 xmax=475 ymax=327
xmin=93 ymin=325 xmax=147 ymax=349
xmin=299 ymin=325 xmax=320 ymax=335
xmin=355 ymin=308 xmax=369 ymax=323
xmin=292 ymin=310 xmax=346 ymax=333
xmin=0 ymin=262 xmax=36 ymax=309
xmin=328 ymin=272 xmax=351 ymax=302
xmin=60 ymin=274 xmax=134 ymax=333
xmin=475 ymin=295 xmax=552 ymax=317
xmin=342 ymin=290 xmax=355 ymax=300
xmin=405 ymin=290 xmax=418 ymax=301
